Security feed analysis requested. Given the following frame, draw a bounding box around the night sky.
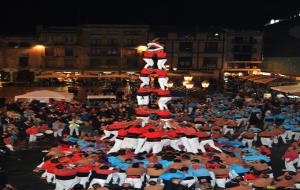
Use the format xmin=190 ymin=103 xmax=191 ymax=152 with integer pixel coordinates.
xmin=1 ymin=0 xmax=300 ymax=34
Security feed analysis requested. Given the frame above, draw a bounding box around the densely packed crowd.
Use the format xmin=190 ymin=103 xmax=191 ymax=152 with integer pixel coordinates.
xmin=0 ymin=92 xmax=299 ymax=190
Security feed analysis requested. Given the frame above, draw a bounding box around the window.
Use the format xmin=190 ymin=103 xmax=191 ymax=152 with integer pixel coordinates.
xmin=234 ymin=37 xmax=243 ymax=43
xmin=205 ymin=42 xmax=218 ymax=53
xmin=233 ymin=45 xmax=240 ymax=52
xmin=19 ymin=57 xmax=29 ymax=67
xmin=107 ymin=39 xmax=118 ymax=45
xmin=7 ymin=42 xmax=18 ymax=48
xmin=19 ymin=42 xmax=31 ymax=48
xmin=45 ymin=47 xmax=54 ymax=56
xmin=153 ymin=32 xmax=168 ymax=38
xmin=107 ymin=58 xmax=118 ymax=65
xmin=126 ymin=39 xmax=137 ymax=46
xmin=90 ymin=39 xmax=102 ymax=46
xmin=90 ymin=48 xmax=102 ymax=56
xmin=178 ymin=57 xmax=193 ymax=69
xmin=233 ymin=54 xmax=251 ymax=61
xmin=44 ymin=35 xmax=54 ymax=44
xmin=64 ymin=48 xmax=74 ymax=56
xmin=179 ymin=32 xmax=194 ymax=39
xmin=203 ymin=57 xmax=218 ymax=69
xmin=64 ymin=35 xmax=74 ymax=44
xmin=107 ymin=49 xmax=117 ymax=56
xmin=179 ymin=42 xmax=193 ymax=52
xmin=242 ymin=45 xmax=252 ymax=52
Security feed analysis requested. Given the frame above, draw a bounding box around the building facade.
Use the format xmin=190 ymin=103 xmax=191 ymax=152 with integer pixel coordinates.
xmin=223 ymin=30 xmax=263 ymax=77
xmin=0 ymin=25 xmax=263 ymax=82
xmin=261 ymin=17 xmax=300 ymax=77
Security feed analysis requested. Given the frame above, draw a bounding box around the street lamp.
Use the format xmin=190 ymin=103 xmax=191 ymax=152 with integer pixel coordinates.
xmin=184 ymin=76 xmax=193 ymax=81
xmin=136 ymin=45 xmax=148 ymax=53
xmin=201 ymin=80 xmax=210 ymax=88
xmin=184 ymin=81 xmax=194 ymax=112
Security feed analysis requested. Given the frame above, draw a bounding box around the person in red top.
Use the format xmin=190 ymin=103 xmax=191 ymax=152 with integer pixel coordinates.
xmin=137 ymin=88 xmax=150 ymax=106
xmin=139 ymin=128 xmax=164 ymax=154
xmin=165 ymin=129 xmax=182 ymax=151
xmin=101 ymin=121 xmax=128 ymax=141
xmin=89 ymin=165 xmax=118 ymax=188
xmin=139 ymin=69 xmax=151 ymax=88
xmin=76 ymin=164 xmax=93 ymax=188
xmin=54 ymin=165 xmax=77 ymax=190
xmin=108 ymin=128 xmax=128 ymax=154
xmin=156 ymin=69 xmax=168 ymax=90
xmin=282 ymin=147 xmax=299 ymax=172
xmin=26 ymin=125 xmax=39 ymax=143
xmin=41 ymin=158 xmax=60 ymax=184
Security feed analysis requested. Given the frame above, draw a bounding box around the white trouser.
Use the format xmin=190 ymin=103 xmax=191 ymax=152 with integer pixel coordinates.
xmin=170 ymin=139 xmax=182 ymax=151
xmin=125 ymin=177 xmax=143 ymax=189
xmin=286 ymin=130 xmax=293 ymax=140
xmin=297 ymin=155 xmax=300 ymax=168
xmin=223 ymin=126 xmax=234 ymax=135
xmin=69 ymin=127 xmax=79 ymax=136
xmin=108 ymin=138 xmax=124 ymax=153
xmin=101 ymin=130 xmax=118 ymax=140
xmin=261 ymin=137 xmax=272 ymax=148
xmin=294 ymin=132 xmax=300 ymax=141
xmin=188 ymin=138 xmax=199 ymax=154
xmin=137 ymin=95 xmax=149 ymax=106
xmin=158 ymin=97 xmax=171 ymax=110
xmin=215 ymin=178 xmax=227 ymax=188
xmin=161 ymin=139 xmax=171 ymax=147
xmin=143 ymin=58 xmax=154 ymax=68
xmin=5 ymin=144 xmax=14 ymax=151
xmin=157 ymin=59 xmax=167 ymax=70
xmin=136 ymin=117 xmax=149 ymax=127
xmin=78 ymin=175 xmax=90 ymax=188
xmin=55 ymin=178 xmax=77 ymax=190
xmin=161 ymin=119 xmax=172 ymax=129
xmin=140 ymin=141 xmax=162 ymax=154
xmin=112 ymin=172 xmax=127 ymax=186
xmin=134 ymin=138 xmax=146 ymax=154
xmin=158 ymin=77 xmax=168 ymax=90
xmin=181 ymin=137 xmax=193 ymax=153
xmin=29 ymin=134 xmax=37 ymax=142
xmin=285 ymin=159 xmax=298 ymax=172
xmin=295 ymin=183 xmax=300 ymax=189
xmin=54 ymin=129 xmax=63 ymax=137
xmin=242 ymin=138 xmax=253 ymax=148
xmin=89 ymin=174 xmax=112 ymax=188
xmin=199 ymin=140 xmax=222 ymax=153
xmin=181 ymin=178 xmax=197 ymax=188
xmin=46 ymin=172 xmax=56 ymax=183
xmin=121 ymin=138 xmax=137 ymax=149
xmin=139 ymin=76 xmax=150 ymax=88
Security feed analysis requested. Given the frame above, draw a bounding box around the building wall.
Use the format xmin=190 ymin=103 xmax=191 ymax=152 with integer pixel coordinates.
xmin=223 ymin=30 xmax=263 ymax=75
xmin=0 ymin=25 xmax=264 ymax=82
xmin=262 ymin=18 xmax=300 ymax=77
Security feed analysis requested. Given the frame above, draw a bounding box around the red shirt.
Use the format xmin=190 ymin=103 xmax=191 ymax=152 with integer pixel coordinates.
xmin=26 ymin=127 xmax=39 ymax=135
xmin=141 ymin=131 xmax=163 ymax=139
xmin=155 ymin=70 xmax=168 ymax=77
xmin=182 ymin=128 xmax=197 ymax=135
xmin=282 ymin=150 xmax=299 ymax=161
xmin=77 ymin=165 xmax=93 ymax=173
xmin=43 ymin=160 xmax=60 ymax=173
xmin=118 ymin=129 xmax=128 ymax=137
xmin=140 ymin=68 xmax=152 ymax=75
xmin=156 ymin=110 xmax=171 ymax=117
xmin=54 ymin=168 xmax=77 ymax=176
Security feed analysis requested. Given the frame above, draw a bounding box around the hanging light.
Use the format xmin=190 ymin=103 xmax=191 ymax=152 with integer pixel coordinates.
xmin=184 ymin=76 xmax=193 ymax=81
xmin=185 ymin=82 xmax=194 ymax=89
xmin=201 ymin=80 xmax=210 ymax=88
xmin=182 ymin=80 xmax=189 ymax=86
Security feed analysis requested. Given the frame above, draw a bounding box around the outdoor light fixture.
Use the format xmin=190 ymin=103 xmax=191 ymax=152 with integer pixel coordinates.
xmin=182 ymin=80 xmax=189 ymax=86
xmin=136 ymin=45 xmax=148 ymax=53
xmin=185 ymin=82 xmax=194 ymax=89
xmin=103 ymin=72 xmax=112 ymax=74
xmin=34 ymin=44 xmax=45 ymax=50
xmin=184 ymin=76 xmax=193 ymax=81
xmin=201 ymin=80 xmax=210 ymax=88
xmin=173 ymin=67 xmax=177 ymax=71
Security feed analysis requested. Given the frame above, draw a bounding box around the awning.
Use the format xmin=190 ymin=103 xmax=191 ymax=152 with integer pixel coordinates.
xmin=271 ymin=84 xmax=300 ymax=95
